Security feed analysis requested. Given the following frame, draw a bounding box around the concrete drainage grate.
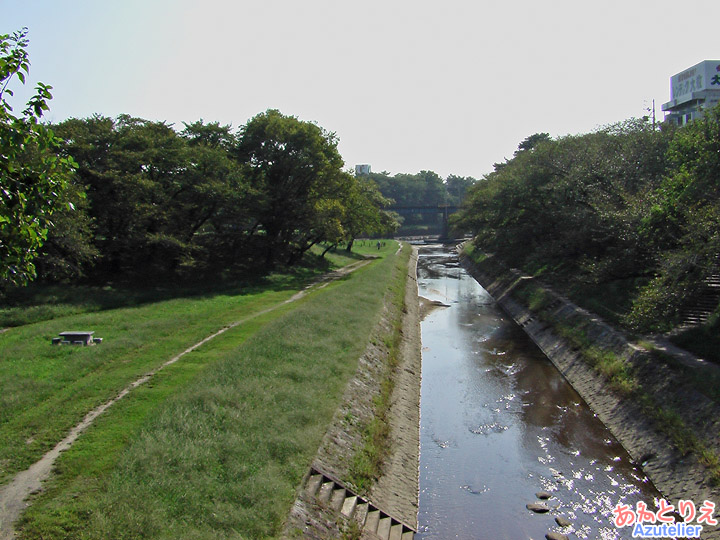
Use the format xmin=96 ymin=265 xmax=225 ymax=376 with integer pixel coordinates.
xmin=305 ymin=466 xmax=416 ymax=540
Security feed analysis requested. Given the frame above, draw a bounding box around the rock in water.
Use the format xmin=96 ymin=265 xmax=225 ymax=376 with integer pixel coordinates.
xmin=536 ymin=491 xmax=553 ymax=500
xmin=555 ymin=516 xmax=572 ymax=527
xmin=526 ymin=502 xmax=550 ymax=513
xmin=546 ymin=533 xmax=569 ymax=540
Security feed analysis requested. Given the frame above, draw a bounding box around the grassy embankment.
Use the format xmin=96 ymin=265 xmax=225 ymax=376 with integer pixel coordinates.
xmin=464 ymin=245 xmax=720 ymax=485
xmin=6 ymin=241 xmax=409 ymax=539
xmin=0 ymin=247 xmax=363 ymax=485
xmin=347 ymin=245 xmax=408 ymax=493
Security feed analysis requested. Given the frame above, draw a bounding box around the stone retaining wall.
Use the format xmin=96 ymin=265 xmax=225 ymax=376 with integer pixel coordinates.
xmin=459 ymin=252 xmax=720 ymax=537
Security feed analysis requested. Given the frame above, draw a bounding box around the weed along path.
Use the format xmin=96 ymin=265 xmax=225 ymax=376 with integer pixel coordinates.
xmin=0 ymin=257 xmax=374 ymax=540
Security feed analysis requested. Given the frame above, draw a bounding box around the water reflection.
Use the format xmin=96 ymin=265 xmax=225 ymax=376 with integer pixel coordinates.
xmin=417 ymin=246 xmax=660 ymax=540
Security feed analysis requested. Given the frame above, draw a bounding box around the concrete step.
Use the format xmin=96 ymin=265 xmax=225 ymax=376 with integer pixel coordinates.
xmin=376 ymin=516 xmax=392 ymax=539
xmin=330 ymin=487 xmax=346 ymax=512
xmin=354 ymin=501 xmax=369 ymax=525
xmin=341 ymin=495 xmax=358 ymax=518
xmin=318 ymin=481 xmax=334 ymax=503
xmin=685 ymin=312 xmax=711 ymax=318
xmin=365 ymin=510 xmax=381 ymax=533
xmin=389 ymin=523 xmax=404 ymax=540
xmin=302 ymin=466 xmax=416 ymax=539
xmin=684 ymin=312 xmax=712 ymax=319
xmin=306 ymin=473 xmax=322 ymax=497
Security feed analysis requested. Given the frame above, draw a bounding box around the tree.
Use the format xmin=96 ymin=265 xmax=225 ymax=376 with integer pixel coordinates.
xmin=368 ymin=170 xmax=451 ymax=235
xmin=456 ymin=121 xmax=671 ymax=276
xmin=514 ymin=132 xmax=551 ymax=155
xmin=235 ymin=109 xmax=348 ymax=267
xmin=0 ymin=29 xmax=76 ymax=288
xmin=34 ymin=179 xmax=98 ymax=282
xmin=55 ymin=115 xmax=189 ymax=276
xmin=179 ymin=120 xmax=251 ymax=272
xmin=445 ymin=174 xmax=476 ymax=206
xmin=627 ymin=105 xmax=720 ymax=330
xmin=340 ymin=174 xmax=397 ymax=252
xmin=55 ymin=116 xmax=252 ymax=278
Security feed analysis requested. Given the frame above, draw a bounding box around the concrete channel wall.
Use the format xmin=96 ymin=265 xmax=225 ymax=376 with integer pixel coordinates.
xmin=282 ymin=247 xmax=421 ymax=539
xmin=459 ymin=251 xmax=720 ymax=535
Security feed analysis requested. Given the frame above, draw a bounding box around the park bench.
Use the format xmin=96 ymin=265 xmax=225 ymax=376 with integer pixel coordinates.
xmin=52 ymin=331 xmax=102 ymax=345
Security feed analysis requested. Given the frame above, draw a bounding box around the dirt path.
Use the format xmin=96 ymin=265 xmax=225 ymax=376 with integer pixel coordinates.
xmin=0 ymin=258 xmax=373 ymax=540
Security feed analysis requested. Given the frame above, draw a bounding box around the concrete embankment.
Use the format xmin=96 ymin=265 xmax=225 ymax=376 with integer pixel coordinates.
xmin=459 ymin=252 xmax=720 ymax=533
xmin=282 ymin=246 xmax=421 ymax=539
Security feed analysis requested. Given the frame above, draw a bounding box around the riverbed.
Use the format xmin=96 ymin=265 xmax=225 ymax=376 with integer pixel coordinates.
xmin=417 ymin=245 xmax=661 ymax=540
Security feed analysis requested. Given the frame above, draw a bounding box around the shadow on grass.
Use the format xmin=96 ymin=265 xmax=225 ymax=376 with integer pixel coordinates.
xmin=0 ymin=251 xmax=368 ymax=329
xmin=670 ymin=318 xmax=720 ymax=365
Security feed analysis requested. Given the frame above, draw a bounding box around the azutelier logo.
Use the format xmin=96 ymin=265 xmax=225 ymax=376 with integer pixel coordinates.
xmin=612 ymin=499 xmax=717 ymax=538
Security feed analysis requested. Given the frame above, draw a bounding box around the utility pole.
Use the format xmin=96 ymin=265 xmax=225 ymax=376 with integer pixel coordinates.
xmin=653 ymin=99 xmax=656 ymax=129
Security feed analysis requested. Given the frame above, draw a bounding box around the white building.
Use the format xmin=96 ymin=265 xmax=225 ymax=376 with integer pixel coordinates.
xmin=662 ymin=60 xmax=720 ymax=126
xmin=355 ymin=164 xmax=371 ymax=176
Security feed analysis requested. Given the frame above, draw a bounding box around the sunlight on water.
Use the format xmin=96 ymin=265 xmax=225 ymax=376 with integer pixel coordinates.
xmin=417 ymin=246 xmax=661 ymax=540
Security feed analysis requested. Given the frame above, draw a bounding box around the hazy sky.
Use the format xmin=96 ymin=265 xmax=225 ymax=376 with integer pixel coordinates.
xmin=4 ymin=0 xmax=719 ymax=178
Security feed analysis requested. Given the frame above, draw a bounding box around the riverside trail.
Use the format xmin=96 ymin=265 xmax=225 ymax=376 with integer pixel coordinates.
xmin=0 ymin=258 xmax=373 ymax=540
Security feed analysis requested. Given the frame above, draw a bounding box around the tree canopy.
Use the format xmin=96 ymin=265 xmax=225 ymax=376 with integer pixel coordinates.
xmin=0 ymin=29 xmax=76 ymax=288
xmin=26 ymin=109 xmax=397 ymax=284
xmin=454 ymin=115 xmax=716 ymax=331
xmin=368 ymin=170 xmax=476 ymax=235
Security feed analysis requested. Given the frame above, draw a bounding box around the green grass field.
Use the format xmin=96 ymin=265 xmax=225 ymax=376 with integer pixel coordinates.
xmin=1 ymin=290 xmax=289 ymax=476
xmin=2 ymin=241 xmax=408 ymax=539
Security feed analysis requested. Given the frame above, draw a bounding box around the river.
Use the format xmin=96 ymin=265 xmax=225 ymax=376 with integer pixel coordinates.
xmin=417 ymin=245 xmax=661 ymax=540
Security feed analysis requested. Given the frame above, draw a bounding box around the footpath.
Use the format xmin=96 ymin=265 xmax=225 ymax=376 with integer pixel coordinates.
xmin=0 ymin=259 xmax=374 ymax=540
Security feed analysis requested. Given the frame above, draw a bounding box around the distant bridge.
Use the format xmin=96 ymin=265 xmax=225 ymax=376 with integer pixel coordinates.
xmin=387 ymin=205 xmax=460 ymax=239
xmin=387 ymin=205 xmax=460 ymax=215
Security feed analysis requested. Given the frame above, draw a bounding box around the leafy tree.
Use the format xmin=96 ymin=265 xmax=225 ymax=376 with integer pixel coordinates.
xmin=456 ymin=120 xmax=671 ymax=283
xmin=0 ymin=29 xmax=76 ymax=288
xmin=627 ymin=105 xmax=720 ymax=330
xmin=55 ymin=116 xmax=189 ymax=276
xmin=55 ymin=116 xmax=253 ymax=278
xmin=235 ymin=109 xmax=348 ymax=266
xmin=178 ymin=120 xmax=251 ymax=271
xmin=182 ymin=120 xmax=237 ymax=151
xmin=34 ymin=179 xmax=98 ymax=281
xmin=340 ymin=175 xmax=397 ymax=252
xmin=369 ymin=170 xmax=456 ymax=235
xmin=445 ymin=174 xmax=476 ymax=206
xmin=514 ymin=132 xmax=551 ymax=155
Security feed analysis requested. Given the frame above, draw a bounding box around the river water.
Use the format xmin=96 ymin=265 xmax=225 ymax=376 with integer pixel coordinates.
xmin=417 ymin=245 xmax=661 ymax=540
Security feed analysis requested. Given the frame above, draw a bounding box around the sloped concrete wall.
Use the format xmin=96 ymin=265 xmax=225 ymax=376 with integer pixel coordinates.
xmin=460 ymin=252 xmax=720 ymax=523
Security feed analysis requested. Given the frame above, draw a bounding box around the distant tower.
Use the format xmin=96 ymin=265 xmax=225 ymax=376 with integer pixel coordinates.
xmin=355 ymin=164 xmax=371 ymax=176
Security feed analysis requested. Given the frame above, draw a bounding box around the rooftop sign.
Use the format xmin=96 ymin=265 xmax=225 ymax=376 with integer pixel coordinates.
xmin=670 ymin=60 xmax=720 ymax=103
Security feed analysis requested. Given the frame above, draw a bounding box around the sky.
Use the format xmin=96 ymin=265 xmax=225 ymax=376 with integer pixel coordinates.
xmin=3 ymin=0 xmax=720 ymax=179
